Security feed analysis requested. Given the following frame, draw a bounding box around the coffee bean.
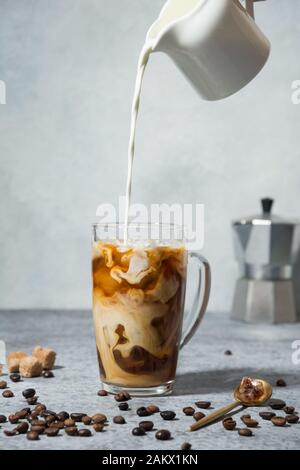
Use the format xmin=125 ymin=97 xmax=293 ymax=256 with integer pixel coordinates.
xmin=155 ymin=429 xmax=171 ymax=440
xmin=65 ymin=426 xmax=78 ymax=436
xmin=193 ymin=412 xmax=205 ymax=421
xmin=70 ymin=413 xmax=87 ymax=422
xmin=78 ymin=429 xmax=92 ymax=437
xmin=244 ymin=418 xmax=259 ymax=428
xmin=183 ymin=407 xmax=195 ymax=416
xmin=114 ymin=391 xmax=131 ymax=402
xmin=15 ymin=422 xmax=29 ymax=434
xmin=222 ymin=418 xmax=236 ymax=430
xmin=45 ymin=415 xmax=56 ymax=425
xmin=42 ymin=370 xmax=54 ymax=378
xmin=181 ymin=442 xmax=192 ymax=450
xmin=4 ymin=430 xmax=17 ymax=436
xmin=224 ymin=350 xmax=232 ymax=356
xmin=271 ymin=416 xmax=287 ymax=427
xmin=118 ymin=402 xmax=129 ymax=411
xmin=259 ymin=411 xmax=275 ymax=421
xmin=30 ymin=426 xmax=45 ymax=435
xmin=82 ymin=416 xmax=92 ymax=425
xmin=31 ymin=419 xmax=46 ymax=427
xmin=42 ymin=410 xmax=57 ymax=418
xmin=93 ymin=423 xmax=104 ymax=432
xmin=0 ymin=415 xmax=7 ymax=423
xmin=64 ymin=418 xmax=75 ymax=427
xmin=50 ymin=421 xmax=64 ymax=429
xmin=269 ymin=399 xmax=286 ymax=410
xmin=286 ymin=415 xmax=299 ymax=424
xmin=22 ymin=388 xmax=36 ymax=399
xmin=139 ymin=421 xmax=154 ymax=431
xmin=132 ymin=427 xmax=146 ymax=436
xmin=29 ymin=411 xmax=40 ymax=420
xmin=195 ymin=401 xmax=211 ymax=409
xmin=97 ymin=389 xmax=108 ymax=396
xmin=284 ymin=406 xmax=295 ymax=415
xmin=92 ymin=413 xmax=107 ymax=424
xmin=0 ymin=380 xmax=7 ymax=389
xmin=137 ymin=407 xmax=150 ymax=417
xmin=238 ymin=428 xmax=252 ymax=437
xmin=160 ymin=410 xmax=176 ymax=420
xmin=146 ymin=405 xmax=160 ymax=414
xmin=57 ymin=411 xmax=69 ymax=421
xmin=16 ymin=409 xmax=29 ymax=419
xmin=276 ymin=379 xmax=287 ymax=387
xmin=9 ymin=414 xmax=19 ymax=424
xmin=113 ymin=415 xmax=126 ymax=424
xmin=10 ymin=373 xmax=21 ymax=383
xmin=241 ymin=414 xmax=251 ymax=423
xmin=21 ymin=407 xmax=31 ymax=414
xmin=27 ymin=431 xmax=39 ymax=440
xmin=45 ymin=427 xmax=60 ymax=436
xmin=2 ymin=389 xmax=14 ymax=398
xmin=27 ymin=396 xmax=38 ymax=405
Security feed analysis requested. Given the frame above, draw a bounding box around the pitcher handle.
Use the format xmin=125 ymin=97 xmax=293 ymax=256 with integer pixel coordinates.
xmin=180 ymin=252 xmax=211 ymax=349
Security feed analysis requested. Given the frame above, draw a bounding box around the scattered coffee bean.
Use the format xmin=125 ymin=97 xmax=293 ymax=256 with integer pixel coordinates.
xmin=146 ymin=405 xmax=160 ymax=414
xmin=0 ymin=415 xmax=7 ymax=423
xmin=276 ymin=379 xmax=286 ymax=387
xmin=30 ymin=426 xmax=45 ymax=435
xmin=269 ymin=399 xmax=286 ymax=410
xmin=2 ymin=389 xmax=14 ymax=398
xmin=57 ymin=411 xmax=69 ymax=421
xmin=241 ymin=414 xmax=251 ymax=423
xmin=93 ymin=423 xmax=104 ymax=432
xmin=113 ymin=415 xmax=126 ymax=424
xmin=82 ymin=416 xmax=92 ymax=425
xmin=50 ymin=421 xmax=64 ymax=429
xmin=16 ymin=409 xmax=29 ymax=419
xmin=160 ymin=410 xmax=176 ymax=420
xmin=238 ymin=428 xmax=252 ymax=437
xmin=181 ymin=442 xmax=192 ymax=450
xmin=27 ymin=396 xmax=38 ymax=405
xmin=34 ymin=404 xmax=46 ymax=414
xmin=29 ymin=411 xmax=40 ymax=420
xmin=92 ymin=413 xmax=107 ymax=424
xmin=64 ymin=418 xmax=76 ymax=427
xmin=65 ymin=426 xmax=78 ymax=436
xmin=195 ymin=401 xmax=211 ymax=409
xmin=286 ymin=415 xmax=299 ymax=424
xmin=224 ymin=350 xmax=232 ymax=356
xmin=31 ymin=419 xmax=46 ymax=427
xmin=27 ymin=431 xmax=39 ymax=441
xmin=0 ymin=380 xmax=7 ymax=389
xmin=118 ymin=402 xmax=129 ymax=411
xmin=193 ymin=412 xmax=205 ymax=421
xmin=42 ymin=370 xmax=54 ymax=378
xmin=45 ymin=427 xmax=60 ymax=436
xmin=15 ymin=422 xmax=29 ymax=434
xmin=97 ymin=389 xmax=108 ymax=396
xmin=10 ymin=373 xmax=21 ymax=383
xmin=22 ymin=388 xmax=36 ymax=399
xmin=4 ymin=430 xmax=17 ymax=436
xmin=183 ymin=407 xmax=195 ymax=416
xmin=132 ymin=427 xmax=146 ymax=436
xmin=244 ymin=418 xmax=259 ymax=428
xmin=271 ymin=416 xmax=287 ymax=427
xmin=283 ymin=406 xmax=295 ymax=415
xmin=78 ymin=429 xmax=92 ymax=437
xmin=42 ymin=410 xmax=57 ymax=418
xmin=70 ymin=413 xmax=87 ymax=422
xmin=139 ymin=421 xmax=154 ymax=431
xmin=155 ymin=429 xmax=171 ymax=440
xmin=222 ymin=418 xmax=236 ymax=430
xmin=137 ymin=407 xmax=150 ymax=417
xmin=21 ymin=407 xmax=31 ymax=414
xmin=45 ymin=415 xmax=56 ymax=425
xmin=114 ymin=391 xmax=131 ymax=402
xmin=259 ymin=411 xmax=275 ymax=421
xmin=9 ymin=414 xmax=19 ymax=424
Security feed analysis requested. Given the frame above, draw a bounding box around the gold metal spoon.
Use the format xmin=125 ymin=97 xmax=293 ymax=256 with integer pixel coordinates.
xmin=189 ymin=377 xmax=273 ymax=432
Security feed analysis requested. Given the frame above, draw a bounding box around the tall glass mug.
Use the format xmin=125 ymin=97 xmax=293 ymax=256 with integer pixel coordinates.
xmin=91 ymin=223 xmax=211 ymax=396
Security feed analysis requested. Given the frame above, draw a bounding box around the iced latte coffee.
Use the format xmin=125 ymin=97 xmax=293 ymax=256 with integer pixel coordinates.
xmin=92 ymin=241 xmax=187 ymax=392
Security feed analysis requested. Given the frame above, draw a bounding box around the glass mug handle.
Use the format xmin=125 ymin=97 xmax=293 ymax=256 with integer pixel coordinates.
xmin=180 ymin=251 xmax=211 ymax=349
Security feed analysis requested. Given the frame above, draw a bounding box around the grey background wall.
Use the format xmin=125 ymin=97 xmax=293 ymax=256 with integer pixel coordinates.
xmin=0 ymin=0 xmax=300 ymax=311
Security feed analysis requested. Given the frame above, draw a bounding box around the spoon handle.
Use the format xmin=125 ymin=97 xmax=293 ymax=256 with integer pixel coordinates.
xmin=189 ymin=401 xmax=241 ymax=432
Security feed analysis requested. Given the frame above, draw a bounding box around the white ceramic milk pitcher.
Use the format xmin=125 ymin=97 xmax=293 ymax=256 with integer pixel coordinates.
xmin=146 ymin=0 xmax=270 ymax=101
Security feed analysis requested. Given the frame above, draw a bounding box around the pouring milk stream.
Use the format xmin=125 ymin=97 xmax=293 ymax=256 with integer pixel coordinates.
xmin=123 ymin=0 xmax=270 ymax=242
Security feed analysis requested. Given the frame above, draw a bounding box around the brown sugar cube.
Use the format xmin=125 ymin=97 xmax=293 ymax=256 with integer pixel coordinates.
xmin=19 ymin=356 xmax=43 ymax=378
xmin=32 ymin=346 xmax=56 ymax=370
xmin=7 ymin=352 xmax=28 ymax=372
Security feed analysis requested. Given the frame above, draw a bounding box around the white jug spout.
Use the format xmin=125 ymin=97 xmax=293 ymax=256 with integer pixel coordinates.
xmin=148 ymin=0 xmax=270 ymax=101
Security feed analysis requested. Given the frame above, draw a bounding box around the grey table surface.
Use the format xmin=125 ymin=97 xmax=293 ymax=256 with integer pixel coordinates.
xmin=0 ymin=310 xmax=299 ymax=451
